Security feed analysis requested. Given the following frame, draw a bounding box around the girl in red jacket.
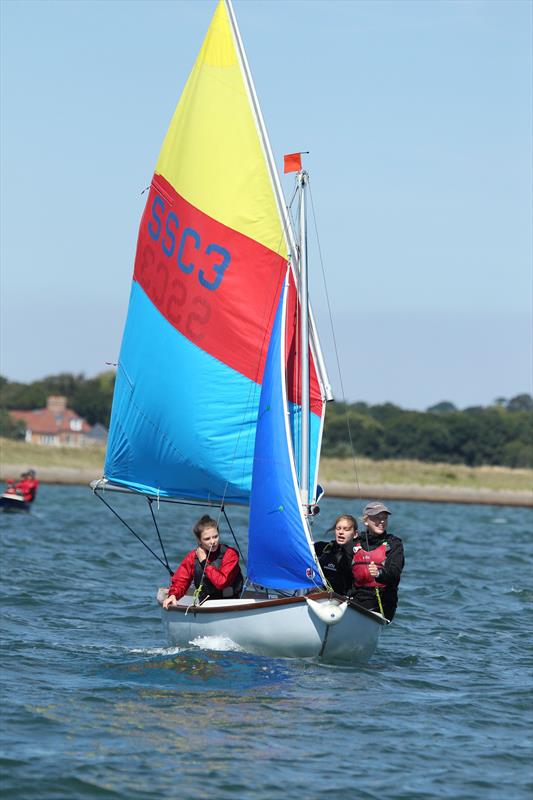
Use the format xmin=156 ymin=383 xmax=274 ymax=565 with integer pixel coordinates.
xmin=163 ymin=515 xmax=243 ymax=608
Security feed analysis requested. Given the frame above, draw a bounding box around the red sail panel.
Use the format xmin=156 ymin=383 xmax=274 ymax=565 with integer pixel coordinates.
xmin=133 ymin=175 xmax=322 ymax=414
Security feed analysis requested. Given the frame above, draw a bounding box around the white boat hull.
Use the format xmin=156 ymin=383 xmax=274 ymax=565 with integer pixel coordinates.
xmin=161 ymin=591 xmax=385 ymax=664
xmin=0 ymin=493 xmax=30 ymax=512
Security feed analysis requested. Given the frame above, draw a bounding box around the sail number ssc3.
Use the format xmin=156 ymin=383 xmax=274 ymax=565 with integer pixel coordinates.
xmin=147 ymin=194 xmax=231 ymax=292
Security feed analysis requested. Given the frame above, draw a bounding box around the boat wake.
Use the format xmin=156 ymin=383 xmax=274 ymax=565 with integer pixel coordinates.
xmin=129 ymin=646 xmax=183 ymax=656
xmin=189 ymin=635 xmax=244 ymax=652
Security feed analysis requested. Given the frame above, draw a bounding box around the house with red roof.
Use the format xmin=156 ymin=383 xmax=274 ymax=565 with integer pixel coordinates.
xmin=9 ymin=396 xmax=106 ymax=447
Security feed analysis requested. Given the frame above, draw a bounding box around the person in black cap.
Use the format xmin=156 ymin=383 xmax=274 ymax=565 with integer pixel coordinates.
xmin=349 ymin=501 xmax=404 ymax=621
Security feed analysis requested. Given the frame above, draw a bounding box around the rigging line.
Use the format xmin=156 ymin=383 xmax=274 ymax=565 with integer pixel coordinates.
xmin=147 ymin=497 xmax=171 ymax=572
xmin=222 ymin=506 xmax=246 ymax=565
xmin=307 ymin=177 xmax=362 ymax=500
xmin=286 ymin=181 xmax=299 ymax=216
xmin=360 ymin=524 xmax=383 ymax=614
xmin=213 ymin=503 xmax=242 ymax=566
xmin=193 ymin=541 xmax=215 ymax=606
xmin=94 ymin=491 xmax=173 ymax=575
xmin=375 ymin=586 xmax=385 ymax=617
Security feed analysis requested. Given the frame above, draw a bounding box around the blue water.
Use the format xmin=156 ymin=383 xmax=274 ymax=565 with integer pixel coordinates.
xmin=1 ymin=485 xmax=532 ymax=799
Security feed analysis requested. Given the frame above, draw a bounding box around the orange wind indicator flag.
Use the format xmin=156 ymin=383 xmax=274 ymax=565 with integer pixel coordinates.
xmin=284 ymin=152 xmax=302 ymax=173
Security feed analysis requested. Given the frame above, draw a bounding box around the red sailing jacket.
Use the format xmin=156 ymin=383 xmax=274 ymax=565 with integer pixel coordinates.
xmin=167 ymin=545 xmax=241 ymax=600
xmin=10 ymin=477 xmax=39 ymax=503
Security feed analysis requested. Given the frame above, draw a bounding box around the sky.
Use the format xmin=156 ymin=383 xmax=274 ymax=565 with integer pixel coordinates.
xmin=1 ymin=0 xmax=531 ymax=410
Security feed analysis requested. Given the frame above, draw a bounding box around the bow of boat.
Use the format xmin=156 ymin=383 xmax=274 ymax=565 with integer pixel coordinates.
xmin=159 ymin=590 xmax=386 ymax=664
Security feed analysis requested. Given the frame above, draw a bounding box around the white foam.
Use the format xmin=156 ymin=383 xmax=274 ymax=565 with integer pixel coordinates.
xmin=129 ymin=646 xmax=183 ymax=656
xmin=189 ymin=635 xmax=244 ymax=652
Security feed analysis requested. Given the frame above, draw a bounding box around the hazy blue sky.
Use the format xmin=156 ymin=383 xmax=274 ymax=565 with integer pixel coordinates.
xmin=1 ymin=0 xmax=531 ymax=410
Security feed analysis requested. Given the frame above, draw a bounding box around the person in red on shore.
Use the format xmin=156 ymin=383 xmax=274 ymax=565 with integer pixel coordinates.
xmin=6 ymin=470 xmax=39 ymax=503
xmin=163 ymin=515 xmax=243 ymax=608
xmin=349 ymin=501 xmax=404 ymax=621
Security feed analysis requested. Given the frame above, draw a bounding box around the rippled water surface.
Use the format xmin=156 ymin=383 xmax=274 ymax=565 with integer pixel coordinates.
xmin=1 ymin=486 xmax=532 ymax=799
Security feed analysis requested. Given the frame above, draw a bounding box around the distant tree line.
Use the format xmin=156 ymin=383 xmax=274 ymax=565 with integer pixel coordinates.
xmin=0 ymin=373 xmax=531 ymax=468
xmin=322 ymin=396 xmax=533 ymax=468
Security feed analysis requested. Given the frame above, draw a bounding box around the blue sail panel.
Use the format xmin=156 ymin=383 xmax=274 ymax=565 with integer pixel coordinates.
xmin=104 ymin=282 xmax=260 ymax=503
xmin=247 ymin=283 xmax=323 ymax=590
xmin=288 ymin=401 xmax=322 ymax=505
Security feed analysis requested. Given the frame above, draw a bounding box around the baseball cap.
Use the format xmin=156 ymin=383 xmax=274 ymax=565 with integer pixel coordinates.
xmin=363 ymin=501 xmax=391 ymax=517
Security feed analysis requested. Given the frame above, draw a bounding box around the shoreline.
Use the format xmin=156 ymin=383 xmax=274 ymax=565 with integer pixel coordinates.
xmin=1 ymin=464 xmax=531 ymax=508
xmin=321 ymin=480 xmax=532 ymax=508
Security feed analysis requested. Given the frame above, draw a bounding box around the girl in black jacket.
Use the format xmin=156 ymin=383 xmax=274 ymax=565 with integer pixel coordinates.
xmin=314 ymin=514 xmax=358 ymax=595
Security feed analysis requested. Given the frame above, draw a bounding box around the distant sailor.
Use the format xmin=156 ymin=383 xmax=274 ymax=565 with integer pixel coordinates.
xmin=163 ymin=515 xmax=243 ymax=608
xmin=349 ymin=502 xmax=404 ymax=621
xmin=314 ymin=514 xmax=358 ymax=595
xmin=5 ymin=469 xmax=39 ymax=503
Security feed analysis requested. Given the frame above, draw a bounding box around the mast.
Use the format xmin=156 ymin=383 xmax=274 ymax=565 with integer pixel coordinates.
xmin=224 ymin=0 xmax=333 ymax=402
xmin=299 ymin=171 xmax=310 ymax=508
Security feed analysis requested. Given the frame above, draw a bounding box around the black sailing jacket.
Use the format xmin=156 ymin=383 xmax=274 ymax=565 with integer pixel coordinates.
xmin=314 ymin=539 xmax=354 ymax=595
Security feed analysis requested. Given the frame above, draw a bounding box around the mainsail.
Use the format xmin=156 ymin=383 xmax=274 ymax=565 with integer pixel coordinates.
xmin=105 ymin=0 xmax=326 ymax=503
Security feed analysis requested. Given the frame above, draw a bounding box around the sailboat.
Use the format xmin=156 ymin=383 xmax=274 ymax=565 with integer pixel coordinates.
xmin=92 ymin=0 xmax=386 ymax=663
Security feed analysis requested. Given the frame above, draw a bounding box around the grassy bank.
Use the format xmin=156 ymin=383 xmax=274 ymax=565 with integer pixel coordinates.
xmin=320 ymin=457 xmax=533 ymax=493
xmin=1 ymin=438 xmax=531 ymax=493
xmin=0 ymin=438 xmax=106 ymax=472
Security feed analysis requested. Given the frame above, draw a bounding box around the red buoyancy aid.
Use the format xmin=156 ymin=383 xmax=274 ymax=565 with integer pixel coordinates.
xmin=352 ymin=543 xmax=387 ymax=588
xmin=14 ymin=478 xmax=38 ymax=503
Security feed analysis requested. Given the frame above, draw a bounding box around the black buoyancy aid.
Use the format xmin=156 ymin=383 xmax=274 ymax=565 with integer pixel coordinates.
xmin=193 ymin=544 xmax=243 ymax=601
xmin=352 ymin=543 xmax=387 ymax=589
xmin=317 ymin=541 xmax=353 ymax=594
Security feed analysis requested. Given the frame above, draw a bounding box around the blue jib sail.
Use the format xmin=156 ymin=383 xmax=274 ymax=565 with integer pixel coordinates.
xmin=247 ymin=278 xmax=324 ymax=590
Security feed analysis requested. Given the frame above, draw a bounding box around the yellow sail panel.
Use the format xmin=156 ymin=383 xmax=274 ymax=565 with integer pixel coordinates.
xmin=155 ymin=0 xmax=286 ymax=258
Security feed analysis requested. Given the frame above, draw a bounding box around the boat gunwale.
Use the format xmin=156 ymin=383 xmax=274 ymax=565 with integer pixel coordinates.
xmin=160 ymin=590 xmax=387 ymax=625
xmin=1 ymin=493 xmax=27 ymax=502
xmin=0 ymin=494 xmax=31 ymax=511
